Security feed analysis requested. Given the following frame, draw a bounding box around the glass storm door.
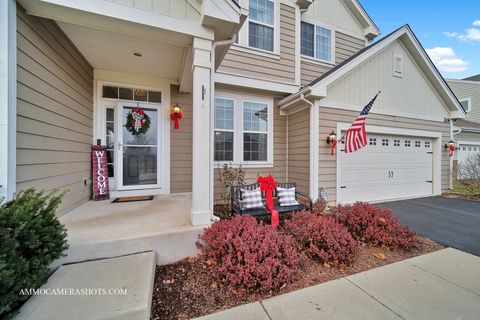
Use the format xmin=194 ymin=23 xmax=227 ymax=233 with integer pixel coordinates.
xmin=117 ymin=102 xmax=161 ymax=190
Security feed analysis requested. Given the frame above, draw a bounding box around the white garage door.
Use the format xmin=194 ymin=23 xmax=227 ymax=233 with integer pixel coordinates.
xmin=337 ymin=133 xmax=433 ymax=204
xmin=458 ymin=144 xmax=480 ymax=179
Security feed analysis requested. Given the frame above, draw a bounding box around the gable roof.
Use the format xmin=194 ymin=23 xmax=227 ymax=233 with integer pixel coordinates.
xmin=464 ymin=74 xmax=480 ymax=81
xmin=279 ymin=24 xmax=466 ymax=118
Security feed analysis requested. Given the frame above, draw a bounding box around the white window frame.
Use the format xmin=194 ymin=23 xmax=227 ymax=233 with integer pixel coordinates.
xmin=234 ymin=0 xmax=280 ymax=56
xmin=300 ymin=19 xmax=335 ymax=64
xmin=214 ymin=91 xmax=274 ymax=167
xmin=214 ymin=98 xmax=235 ymax=162
xmin=459 ymin=97 xmax=471 ymax=113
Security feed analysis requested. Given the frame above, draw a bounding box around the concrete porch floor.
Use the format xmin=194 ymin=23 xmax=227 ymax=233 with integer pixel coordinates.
xmin=53 ymin=193 xmax=208 ymax=268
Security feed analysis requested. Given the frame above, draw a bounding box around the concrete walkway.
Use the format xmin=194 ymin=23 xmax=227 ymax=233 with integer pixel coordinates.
xmin=197 ymin=248 xmax=480 ymax=320
xmin=15 ymin=252 xmax=156 ymax=320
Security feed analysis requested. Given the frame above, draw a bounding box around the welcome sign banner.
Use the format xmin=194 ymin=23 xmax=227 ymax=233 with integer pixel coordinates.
xmin=92 ymin=145 xmax=110 ymax=201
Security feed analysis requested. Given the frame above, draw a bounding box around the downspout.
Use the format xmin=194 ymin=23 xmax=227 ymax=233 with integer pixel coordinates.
xmin=299 ymin=93 xmax=319 ymax=201
xmin=210 ymin=38 xmax=235 ymax=221
xmin=449 ymin=119 xmax=454 ymax=189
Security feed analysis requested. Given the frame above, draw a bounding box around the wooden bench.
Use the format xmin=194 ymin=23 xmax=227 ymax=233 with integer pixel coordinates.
xmin=230 ymin=182 xmax=313 ymax=217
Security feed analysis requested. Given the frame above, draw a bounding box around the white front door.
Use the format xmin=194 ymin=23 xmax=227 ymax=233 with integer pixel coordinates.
xmin=117 ymin=102 xmax=162 ymax=190
xmin=337 ymin=133 xmax=434 ymax=204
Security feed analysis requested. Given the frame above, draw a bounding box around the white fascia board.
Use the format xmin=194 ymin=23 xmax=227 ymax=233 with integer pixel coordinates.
xmin=215 ymin=72 xmax=299 ymax=93
xmin=445 ymin=78 xmax=480 ymax=86
xmin=451 ymin=110 xmax=467 ymax=119
xmin=311 ymin=25 xmax=466 ymax=117
xmin=21 ymin=0 xmax=214 ymax=40
xmin=458 ymin=140 xmax=480 ymax=145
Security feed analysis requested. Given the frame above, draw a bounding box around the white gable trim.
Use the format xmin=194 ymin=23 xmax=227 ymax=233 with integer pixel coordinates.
xmin=280 ymin=25 xmax=466 ymax=118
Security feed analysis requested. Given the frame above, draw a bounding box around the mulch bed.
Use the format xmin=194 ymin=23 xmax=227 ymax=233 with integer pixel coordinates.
xmin=150 ymin=236 xmax=442 ymax=320
xmin=442 ymin=192 xmax=480 ymax=201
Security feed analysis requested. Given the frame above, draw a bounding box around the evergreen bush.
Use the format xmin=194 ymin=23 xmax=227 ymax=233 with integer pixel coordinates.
xmin=0 ymin=189 xmax=68 ymax=319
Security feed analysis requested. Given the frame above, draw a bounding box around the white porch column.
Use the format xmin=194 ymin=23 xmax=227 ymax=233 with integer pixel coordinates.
xmin=191 ymin=37 xmax=213 ymax=225
xmin=0 ymin=0 xmax=16 ymax=201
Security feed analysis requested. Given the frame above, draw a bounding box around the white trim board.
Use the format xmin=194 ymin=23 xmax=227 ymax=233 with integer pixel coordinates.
xmin=458 ymin=140 xmax=480 ymax=146
xmin=335 ymin=122 xmax=443 ymax=204
xmin=215 ymin=72 xmax=299 ymax=93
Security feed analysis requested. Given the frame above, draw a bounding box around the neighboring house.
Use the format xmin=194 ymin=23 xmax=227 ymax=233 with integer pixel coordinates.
xmin=0 ymin=0 xmax=466 ymax=226
xmin=446 ymin=77 xmax=480 ymax=177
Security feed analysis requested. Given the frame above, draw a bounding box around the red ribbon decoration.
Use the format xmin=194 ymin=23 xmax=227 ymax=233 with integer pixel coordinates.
xmin=170 ymin=112 xmax=182 ymax=129
xmin=257 ymin=175 xmax=279 ymax=228
xmin=331 ymin=139 xmax=337 ymax=156
xmin=449 ymin=144 xmax=455 ymax=158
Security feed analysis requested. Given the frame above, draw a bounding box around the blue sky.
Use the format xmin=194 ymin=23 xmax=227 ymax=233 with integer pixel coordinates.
xmin=361 ymin=0 xmax=480 ymax=79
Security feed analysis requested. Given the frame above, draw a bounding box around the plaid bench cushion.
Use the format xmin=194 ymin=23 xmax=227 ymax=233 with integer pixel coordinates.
xmin=277 ymin=187 xmax=300 ymax=207
xmin=241 ymin=188 xmax=264 ymax=210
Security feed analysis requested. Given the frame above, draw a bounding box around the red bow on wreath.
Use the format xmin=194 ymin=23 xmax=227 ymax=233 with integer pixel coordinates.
xmin=257 ymin=175 xmax=279 ymax=228
xmin=170 ymin=111 xmax=182 ymax=129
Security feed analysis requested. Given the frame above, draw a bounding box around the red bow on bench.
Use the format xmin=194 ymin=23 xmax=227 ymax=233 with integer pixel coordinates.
xmin=257 ymin=175 xmax=279 ymax=228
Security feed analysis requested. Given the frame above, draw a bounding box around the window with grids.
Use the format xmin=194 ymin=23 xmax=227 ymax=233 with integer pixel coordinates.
xmin=248 ymin=0 xmax=275 ymax=51
xmin=394 ymin=139 xmax=400 ymax=147
xmin=425 ymin=141 xmax=431 ymax=148
xmin=369 ymin=138 xmax=376 ymax=145
xmin=106 ymin=108 xmax=115 ymax=177
xmin=214 ymin=98 xmax=234 ymax=161
xmin=405 ymin=140 xmax=411 ymax=147
xmin=382 ymin=139 xmax=389 ymax=146
xmin=415 ymin=141 xmax=421 ymax=147
xmin=243 ymin=101 xmax=268 ymax=161
xmin=301 ymin=22 xmax=332 ymax=62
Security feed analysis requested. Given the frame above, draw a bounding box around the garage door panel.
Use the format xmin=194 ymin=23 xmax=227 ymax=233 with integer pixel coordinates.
xmin=338 ymin=133 xmax=434 ymax=204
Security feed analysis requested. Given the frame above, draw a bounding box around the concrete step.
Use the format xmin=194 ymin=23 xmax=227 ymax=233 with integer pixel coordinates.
xmin=15 ymin=252 xmax=156 ymax=320
xmin=51 ymin=226 xmax=204 ymax=269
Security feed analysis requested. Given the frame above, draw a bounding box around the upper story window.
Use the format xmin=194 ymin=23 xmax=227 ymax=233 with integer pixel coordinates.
xmin=248 ymin=0 xmax=275 ymax=52
xmin=459 ymin=98 xmax=471 ymax=113
xmin=301 ymin=21 xmax=333 ymax=63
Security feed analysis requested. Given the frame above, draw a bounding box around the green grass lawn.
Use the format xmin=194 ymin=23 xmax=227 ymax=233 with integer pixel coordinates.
xmin=452 ymin=180 xmax=480 ymax=195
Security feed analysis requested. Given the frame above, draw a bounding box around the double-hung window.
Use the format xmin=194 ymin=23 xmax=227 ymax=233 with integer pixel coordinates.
xmin=214 ymin=98 xmax=235 ymax=161
xmin=243 ymin=102 xmax=269 ymax=161
xmin=248 ymin=0 xmax=275 ymax=52
xmin=301 ymin=21 xmax=333 ymax=62
xmin=214 ymin=94 xmax=272 ymax=164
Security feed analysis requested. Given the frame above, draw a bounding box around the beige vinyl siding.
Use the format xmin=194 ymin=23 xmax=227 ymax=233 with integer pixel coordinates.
xmin=447 ymin=80 xmax=480 ymax=123
xmin=102 ymin=0 xmax=201 ymax=20
xmin=218 ymin=4 xmax=295 ymax=84
xmin=213 ymin=99 xmax=287 ymax=201
xmin=287 ymin=110 xmax=310 ymax=194
xmin=170 ymin=85 xmax=193 ymax=193
xmin=16 ymin=8 xmax=93 ymax=216
xmin=456 ymin=131 xmax=480 ymax=141
xmin=318 ymin=108 xmax=451 ymax=202
xmin=301 ymin=31 xmax=365 ymax=86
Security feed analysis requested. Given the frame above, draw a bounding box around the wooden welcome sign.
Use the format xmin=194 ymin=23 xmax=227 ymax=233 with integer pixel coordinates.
xmin=92 ymin=144 xmax=110 ymax=200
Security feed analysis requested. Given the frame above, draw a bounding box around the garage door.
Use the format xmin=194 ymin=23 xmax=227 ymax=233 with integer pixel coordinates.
xmin=458 ymin=144 xmax=480 ymax=179
xmin=337 ymin=133 xmax=433 ymax=204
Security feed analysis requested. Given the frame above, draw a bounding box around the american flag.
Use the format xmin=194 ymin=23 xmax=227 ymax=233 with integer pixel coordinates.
xmin=344 ymin=93 xmax=380 ymax=153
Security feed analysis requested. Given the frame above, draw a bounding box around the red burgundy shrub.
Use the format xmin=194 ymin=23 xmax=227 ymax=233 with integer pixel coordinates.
xmin=283 ymin=210 xmax=357 ymax=264
xmin=197 ymin=215 xmax=299 ymax=293
xmin=333 ymin=202 xmax=417 ymax=249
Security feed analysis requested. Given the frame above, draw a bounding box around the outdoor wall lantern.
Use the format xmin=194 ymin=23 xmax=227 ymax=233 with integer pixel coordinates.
xmin=170 ymin=102 xmax=182 ymax=129
xmin=326 ymin=130 xmax=337 ymax=144
xmin=445 ymin=140 xmax=456 ymax=158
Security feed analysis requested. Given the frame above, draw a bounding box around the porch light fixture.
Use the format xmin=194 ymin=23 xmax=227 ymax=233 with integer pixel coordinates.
xmin=326 ymin=130 xmax=337 ymax=144
xmin=445 ymin=140 xmax=455 ymax=149
xmin=170 ymin=102 xmax=182 ymax=130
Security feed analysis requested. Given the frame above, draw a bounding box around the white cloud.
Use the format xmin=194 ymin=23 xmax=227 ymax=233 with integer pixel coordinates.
xmin=425 ymin=47 xmax=469 ymax=73
xmin=444 ymin=20 xmax=480 ymax=42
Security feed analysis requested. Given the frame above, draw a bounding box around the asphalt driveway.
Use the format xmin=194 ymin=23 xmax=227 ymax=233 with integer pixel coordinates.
xmin=377 ymin=196 xmax=480 ymax=256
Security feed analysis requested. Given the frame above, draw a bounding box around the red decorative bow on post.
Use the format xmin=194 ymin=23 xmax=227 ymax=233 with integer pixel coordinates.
xmin=170 ymin=111 xmax=182 ymax=129
xmin=257 ymin=175 xmax=279 ymax=228
xmin=449 ymin=144 xmax=455 ymax=158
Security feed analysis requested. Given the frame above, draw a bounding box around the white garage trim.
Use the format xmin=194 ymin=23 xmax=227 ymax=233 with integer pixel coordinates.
xmin=458 ymin=140 xmax=480 ymax=146
xmin=335 ymin=122 xmax=442 ymax=204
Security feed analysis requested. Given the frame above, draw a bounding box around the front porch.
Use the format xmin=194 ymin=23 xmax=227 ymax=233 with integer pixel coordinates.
xmin=53 ymin=193 xmax=206 ymax=267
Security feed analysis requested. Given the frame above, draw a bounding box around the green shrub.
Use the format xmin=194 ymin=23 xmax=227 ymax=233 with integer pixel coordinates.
xmin=0 ymin=189 xmax=68 ymax=319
